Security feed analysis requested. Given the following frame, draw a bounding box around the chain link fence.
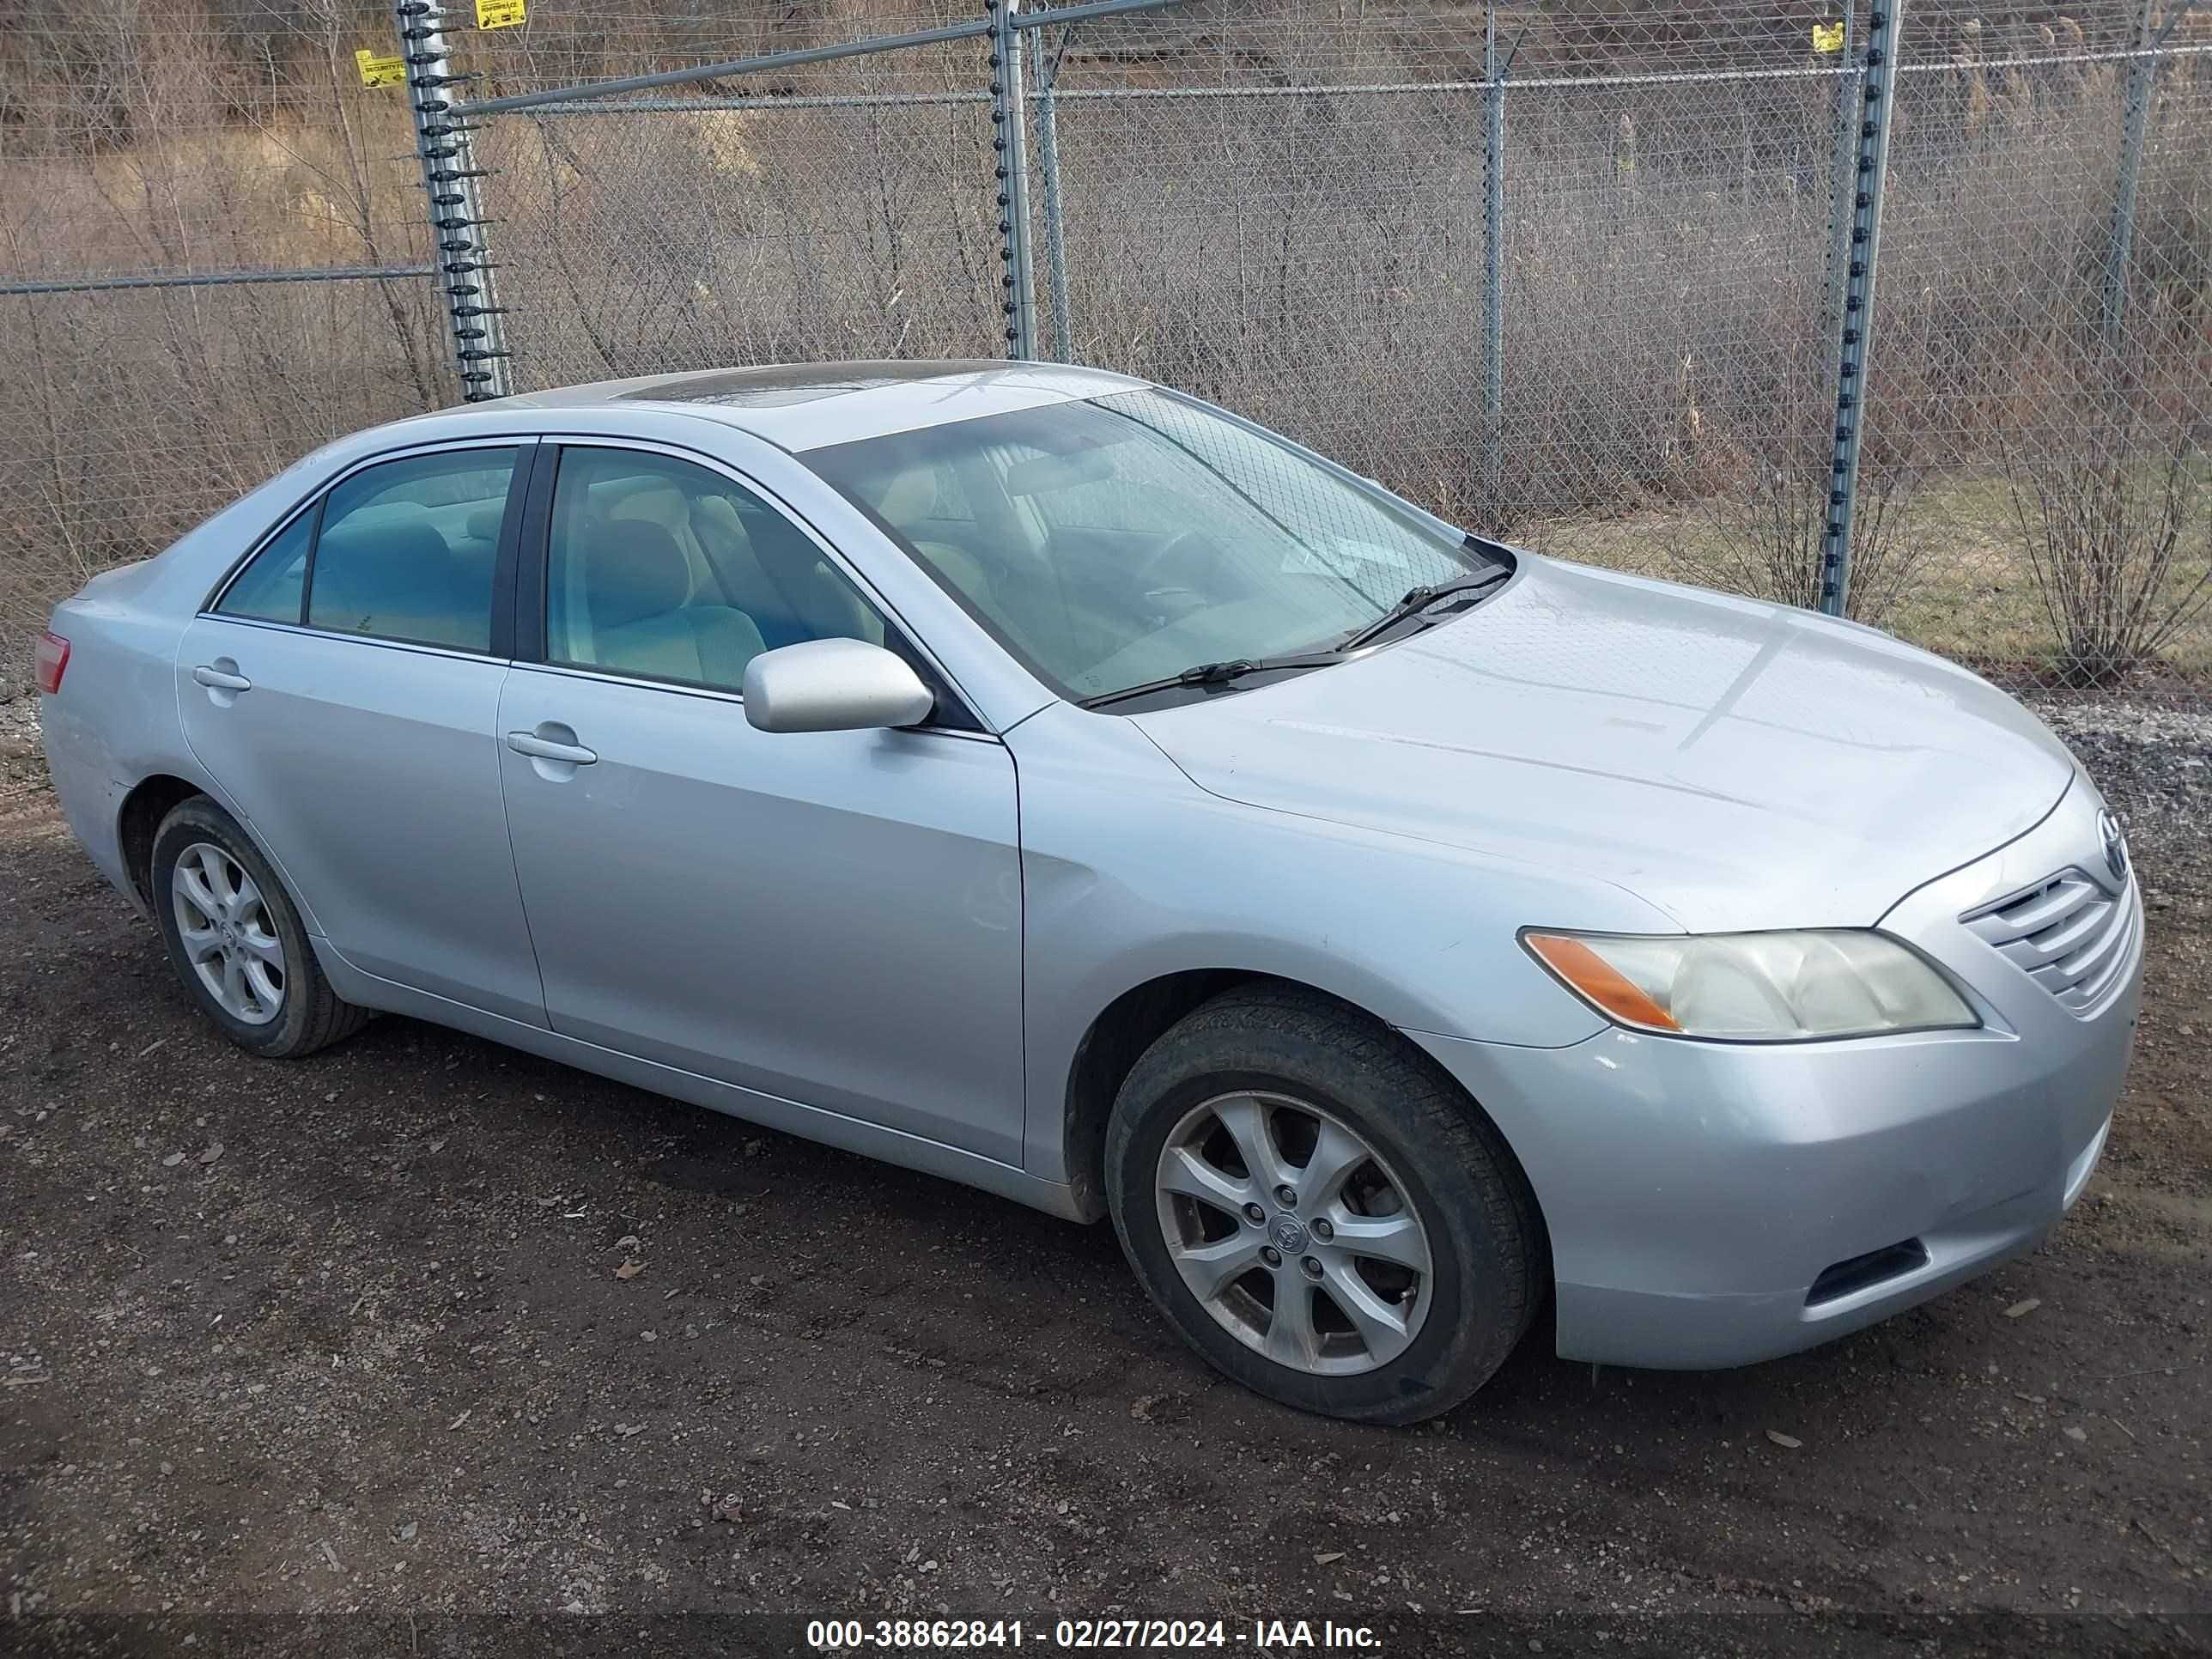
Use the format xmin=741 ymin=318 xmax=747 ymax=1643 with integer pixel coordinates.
xmin=1028 ymin=0 xmax=2210 ymax=701
xmin=477 ymin=86 xmax=1007 ymax=383
xmin=3 ymin=0 xmax=2207 ymax=708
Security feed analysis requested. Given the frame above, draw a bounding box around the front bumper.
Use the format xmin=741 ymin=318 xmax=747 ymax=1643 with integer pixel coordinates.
xmin=1406 ymin=777 xmax=2142 ymax=1370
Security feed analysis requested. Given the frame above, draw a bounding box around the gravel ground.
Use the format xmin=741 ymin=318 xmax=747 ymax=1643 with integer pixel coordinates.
xmin=1 ymin=689 xmax=2208 ymax=1659
xmin=2027 ymin=696 xmax=2212 ymax=890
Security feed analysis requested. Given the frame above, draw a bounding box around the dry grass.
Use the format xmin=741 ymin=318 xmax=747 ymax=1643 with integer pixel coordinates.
xmin=1534 ymin=471 xmax=2212 ymax=680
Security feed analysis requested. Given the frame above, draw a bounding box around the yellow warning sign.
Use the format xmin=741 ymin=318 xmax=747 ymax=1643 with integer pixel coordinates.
xmin=477 ymin=0 xmax=526 ymax=27
xmin=356 ymin=48 xmax=406 ymax=88
xmin=1812 ymin=21 xmax=1846 ymax=53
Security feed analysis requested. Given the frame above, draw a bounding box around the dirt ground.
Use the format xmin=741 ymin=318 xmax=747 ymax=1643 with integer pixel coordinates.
xmin=2 ymin=701 xmax=2208 ymax=1657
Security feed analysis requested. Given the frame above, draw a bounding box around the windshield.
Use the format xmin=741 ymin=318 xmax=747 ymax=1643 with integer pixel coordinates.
xmin=802 ymin=388 xmax=1498 ymax=702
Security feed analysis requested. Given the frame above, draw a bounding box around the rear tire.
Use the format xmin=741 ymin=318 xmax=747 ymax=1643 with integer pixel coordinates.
xmin=1105 ymin=985 xmax=1541 ymax=1425
xmin=150 ymin=797 xmax=368 ymax=1060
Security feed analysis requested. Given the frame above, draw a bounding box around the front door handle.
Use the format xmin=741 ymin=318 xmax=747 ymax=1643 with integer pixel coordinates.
xmin=506 ymin=730 xmax=598 ymax=766
xmin=192 ymin=664 xmax=252 ymax=692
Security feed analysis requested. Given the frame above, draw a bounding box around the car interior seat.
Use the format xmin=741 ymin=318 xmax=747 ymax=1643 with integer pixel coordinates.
xmin=571 ymin=520 xmax=765 ymax=690
xmin=309 ymin=520 xmax=483 ymax=649
xmin=872 ymin=466 xmax=1008 ymax=625
xmin=714 ymin=494 xmax=885 ymax=650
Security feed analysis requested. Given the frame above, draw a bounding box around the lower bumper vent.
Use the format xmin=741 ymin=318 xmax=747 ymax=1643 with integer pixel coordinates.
xmin=1806 ymin=1239 xmax=1929 ymax=1306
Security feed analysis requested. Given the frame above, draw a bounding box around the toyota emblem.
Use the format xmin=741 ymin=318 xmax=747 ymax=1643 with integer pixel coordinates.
xmin=2098 ymin=811 xmax=2130 ymax=884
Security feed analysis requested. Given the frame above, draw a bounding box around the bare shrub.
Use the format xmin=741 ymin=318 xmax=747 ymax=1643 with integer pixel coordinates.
xmin=1665 ymin=445 xmax=1934 ymax=627
xmin=2003 ymin=356 xmax=2212 ymax=686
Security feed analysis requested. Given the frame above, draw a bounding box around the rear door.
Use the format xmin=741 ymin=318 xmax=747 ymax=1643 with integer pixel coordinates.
xmin=175 ymin=441 xmax=546 ymax=1027
xmin=495 ymin=441 xmax=1027 ymax=1162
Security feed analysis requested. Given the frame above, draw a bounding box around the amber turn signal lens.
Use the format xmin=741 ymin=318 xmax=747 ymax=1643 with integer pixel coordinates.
xmin=1523 ymin=932 xmax=1683 ymax=1033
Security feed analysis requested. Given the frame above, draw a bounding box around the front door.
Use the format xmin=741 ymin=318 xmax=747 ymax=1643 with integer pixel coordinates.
xmin=495 ymin=443 xmax=1026 ymax=1164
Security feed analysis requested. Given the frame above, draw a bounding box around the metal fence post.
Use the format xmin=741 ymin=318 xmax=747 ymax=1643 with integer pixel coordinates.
xmin=1820 ymin=7 xmax=1858 ymax=384
xmin=1816 ymin=0 xmax=1905 ymax=618
xmin=2100 ymin=0 xmax=2169 ymax=346
xmin=1034 ymin=30 xmax=1076 ymax=362
xmin=989 ymin=0 xmax=1039 ymax=361
xmin=1480 ymin=9 xmax=1505 ymax=527
xmin=396 ymin=1 xmax=512 ymax=400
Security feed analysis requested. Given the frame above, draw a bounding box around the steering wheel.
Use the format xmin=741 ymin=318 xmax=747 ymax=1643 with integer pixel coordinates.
xmin=1133 ymin=527 xmax=1217 ymax=588
xmin=1129 ymin=529 xmax=1228 ymax=621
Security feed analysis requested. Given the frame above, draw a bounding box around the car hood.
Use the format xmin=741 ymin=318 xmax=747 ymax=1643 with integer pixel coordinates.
xmin=1130 ymin=556 xmax=2077 ymax=931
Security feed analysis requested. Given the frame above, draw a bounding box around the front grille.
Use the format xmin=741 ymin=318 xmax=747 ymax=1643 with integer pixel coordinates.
xmin=1963 ymin=866 xmax=2138 ymax=1014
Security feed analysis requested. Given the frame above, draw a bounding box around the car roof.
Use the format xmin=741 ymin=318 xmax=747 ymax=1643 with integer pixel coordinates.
xmin=492 ymin=360 xmax=1152 ymax=453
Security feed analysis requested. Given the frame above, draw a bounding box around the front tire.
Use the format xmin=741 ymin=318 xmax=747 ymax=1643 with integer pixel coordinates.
xmin=1105 ymin=986 xmax=1541 ymax=1425
xmin=150 ymin=797 xmax=368 ymax=1059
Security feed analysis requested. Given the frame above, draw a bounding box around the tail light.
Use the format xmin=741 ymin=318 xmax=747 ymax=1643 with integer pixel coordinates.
xmin=35 ymin=630 xmax=70 ymax=695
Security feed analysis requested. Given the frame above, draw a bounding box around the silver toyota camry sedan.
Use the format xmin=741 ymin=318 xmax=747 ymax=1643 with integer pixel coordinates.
xmin=37 ymin=362 xmax=2140 ymax=1423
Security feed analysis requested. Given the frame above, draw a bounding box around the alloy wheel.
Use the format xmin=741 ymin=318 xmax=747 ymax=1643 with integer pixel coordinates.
xmin=170 ymin=841 xmax=286 ymax=1026
xmin=1153 ymin=1091 xmax=1434 ymax=1375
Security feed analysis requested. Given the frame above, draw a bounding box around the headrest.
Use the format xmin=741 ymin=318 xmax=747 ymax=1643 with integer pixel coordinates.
xmin=332 ymin=500 xmax=429 ymax=531
xmin=875 ymin=465 xmax=937 ymax=526
xmin=319 ymin=514 xmax=445 ymax=555
xmin=465 ymin=504 xmax=504 ymax=543
xmin=308 ymin=520 xmax=458 ymax=629
xmin=582 ymin=521 xmax=692 ymax=629
xmin=1003 ymin=447 xmax=1112 ymax=498
xmin=313 ymin=520 xmax=451 ymax=588
xmin=691 ymin=493 xmax=748 ymax=544
xmin=607 ymin=484 xmax=690 ymax=530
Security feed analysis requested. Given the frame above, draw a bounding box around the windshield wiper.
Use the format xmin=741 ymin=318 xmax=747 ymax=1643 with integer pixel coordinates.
xmin=1077 ymin=651 xmax=1347 ymax=711
xmin=1336 ymin=569 xmax=1510 ymax=652
xmin=1078 ymin=562 xmax=1514 ymax=711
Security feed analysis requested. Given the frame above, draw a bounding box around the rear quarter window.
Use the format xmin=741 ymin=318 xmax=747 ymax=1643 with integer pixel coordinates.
xmin=212 ymin=509 xmax=313 ymax=624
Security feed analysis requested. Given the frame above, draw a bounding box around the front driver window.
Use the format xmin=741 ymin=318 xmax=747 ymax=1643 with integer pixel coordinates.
xmin=544 ymin=447 xmax=885 ymax=695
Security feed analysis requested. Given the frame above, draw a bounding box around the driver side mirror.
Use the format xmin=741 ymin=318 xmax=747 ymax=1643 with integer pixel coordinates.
xmin=741 ymin=638 xmax=935 ymax=733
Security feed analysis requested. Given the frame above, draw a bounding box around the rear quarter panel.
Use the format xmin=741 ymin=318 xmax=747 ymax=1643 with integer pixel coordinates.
xmin=41 ymin=562 xmax=206 ymax=911
xmin=37 ymin=437 xmax=368 ymax=914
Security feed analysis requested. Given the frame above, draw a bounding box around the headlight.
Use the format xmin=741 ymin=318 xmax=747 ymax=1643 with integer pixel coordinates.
xmin=1521 ymin=928 xmax=1978 ymax=1042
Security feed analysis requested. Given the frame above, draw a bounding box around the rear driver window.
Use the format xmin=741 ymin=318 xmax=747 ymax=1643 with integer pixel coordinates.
xmin=305 ymin=448 xmax=520 ymax=652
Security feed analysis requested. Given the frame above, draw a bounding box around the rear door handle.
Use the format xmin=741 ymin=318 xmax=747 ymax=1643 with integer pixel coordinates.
xmin=506 ymin=731 xmax=598 ymax=766
xmin=192 ymin=665 xmax=252 ymax=691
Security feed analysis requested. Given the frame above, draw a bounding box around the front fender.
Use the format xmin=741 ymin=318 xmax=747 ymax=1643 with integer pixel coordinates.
xmin=1006 ymin=703 xmax=1668 ymax=1189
